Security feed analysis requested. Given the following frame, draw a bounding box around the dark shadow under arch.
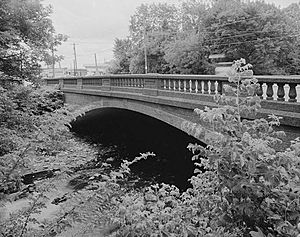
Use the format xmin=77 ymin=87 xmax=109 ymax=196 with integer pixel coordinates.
xmin=71 ymin=107 xmax=205 ymax=190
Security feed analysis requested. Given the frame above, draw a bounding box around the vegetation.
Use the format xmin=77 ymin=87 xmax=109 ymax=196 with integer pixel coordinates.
xmin=1 ymin=0 xmax=300 ymax=236
xmin=1 ymin=57 xmax=300 ymax=237
xmin=109 ymin=0 xmax=300 ymax=75
xmin=96 ymin=59 xmax=300 ymax=237
xmin=0 ymin=0 xmax=67 ymax=82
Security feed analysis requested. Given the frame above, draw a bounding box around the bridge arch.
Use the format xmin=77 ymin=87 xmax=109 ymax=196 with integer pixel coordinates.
xmin=72 ymin=97 xmax=208 ymax=144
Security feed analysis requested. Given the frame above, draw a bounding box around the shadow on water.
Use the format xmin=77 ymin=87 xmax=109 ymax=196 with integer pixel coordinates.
xmin=71 ymin=108 xmax=205 ymax=190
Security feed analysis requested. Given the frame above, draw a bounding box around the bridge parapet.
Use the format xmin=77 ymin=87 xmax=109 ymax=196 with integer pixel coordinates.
xmin=45 ymin=74 xmax=300 ymax=127
xmin=46 ymin=74 xmax=300 ymax=102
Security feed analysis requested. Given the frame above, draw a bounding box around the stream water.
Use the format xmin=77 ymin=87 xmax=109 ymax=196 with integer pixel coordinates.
xmin=71 ymin=108 xmax=203 ymax=190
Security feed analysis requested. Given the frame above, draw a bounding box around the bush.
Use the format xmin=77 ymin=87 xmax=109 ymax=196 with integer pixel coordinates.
xmin=102 ymin=59 xmax=300 ymax=237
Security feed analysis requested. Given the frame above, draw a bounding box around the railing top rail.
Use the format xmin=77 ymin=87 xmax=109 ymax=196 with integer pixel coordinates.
xmin=255 ymin=75 xmax=300 ymax=83
xmin=45 ymin=74 xmax=300 ymax=83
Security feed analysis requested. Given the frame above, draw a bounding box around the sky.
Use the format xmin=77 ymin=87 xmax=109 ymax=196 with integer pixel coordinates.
xmin=42 ymin=0 xmax=300 ymax=69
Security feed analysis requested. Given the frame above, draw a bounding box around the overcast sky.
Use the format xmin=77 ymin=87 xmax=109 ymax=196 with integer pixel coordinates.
xmin=42 ymin=0 xmax=300 ymax=68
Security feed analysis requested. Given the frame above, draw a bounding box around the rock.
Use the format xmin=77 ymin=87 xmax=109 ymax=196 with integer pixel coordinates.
xmin=51 ymin=194 xmax=68 ymax=205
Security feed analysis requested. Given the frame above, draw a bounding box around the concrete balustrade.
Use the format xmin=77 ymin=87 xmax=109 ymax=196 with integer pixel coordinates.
xmin=47 ymin=74 xmax=300 ymax=103
xmin=45 ymin=74 xmax=300 ymax=127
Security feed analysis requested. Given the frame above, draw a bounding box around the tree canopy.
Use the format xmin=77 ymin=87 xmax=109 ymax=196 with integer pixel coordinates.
xmin=111 ymin=0 xmax=300 ymax=75
xmin=0 ymin=0 xmax=67 ymax=81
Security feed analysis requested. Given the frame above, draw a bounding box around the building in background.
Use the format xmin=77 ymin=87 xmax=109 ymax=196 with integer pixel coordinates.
xmin=65 ymin=68 xmax=88 ymax=77
xmin=41 ymin=67 xmax=68 ymax=78
xmin=84 ymin=62 xmax=110 ymax=76
xmin=41 ymin=67 xmax=87 ymax=78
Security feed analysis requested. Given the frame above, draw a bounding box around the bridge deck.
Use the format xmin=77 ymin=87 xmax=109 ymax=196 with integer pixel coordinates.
xmin=45 ymin=74 xmax=300 ymax=128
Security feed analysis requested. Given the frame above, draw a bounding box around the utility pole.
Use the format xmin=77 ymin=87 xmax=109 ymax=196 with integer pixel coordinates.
xmin=143 ymin=28 xmax=148 ymax=74
xmin=94 ymin=53 xmax=99 ymax=75
xmin=73 ymin=43 xmax=78 ymax=76
xmin=73 ymin=60 xmax=76 ymax=76
xmin=51 ymin=44 xmax=55 ymax=78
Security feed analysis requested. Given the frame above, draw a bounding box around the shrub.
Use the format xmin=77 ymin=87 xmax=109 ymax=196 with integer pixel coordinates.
xmin=104 ymin=59 xmax=300 ymax=236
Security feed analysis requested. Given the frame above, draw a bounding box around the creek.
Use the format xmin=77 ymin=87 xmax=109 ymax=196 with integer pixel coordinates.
xmin=71 ymin=108 xmax=203 ymax=191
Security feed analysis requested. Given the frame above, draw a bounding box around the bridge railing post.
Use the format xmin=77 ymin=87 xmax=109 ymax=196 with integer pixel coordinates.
xmin=77 ymin=78 xmax=83 ymax=89
xmin=102 ymin=76 xmax=111 ymax=91
xmin=58 ymin=78 xmax=64 ymax=89
xmin=142 ymin=75 xmax=159 ymax=96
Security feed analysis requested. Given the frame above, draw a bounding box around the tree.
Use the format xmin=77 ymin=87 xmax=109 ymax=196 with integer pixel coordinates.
xmin=180 ymin=0 xmax=211 ymax=33
xmin=129 ymin=3 xmax=179 ymax=46
xmin=109 ymin=38 xmax=132 ymax=74
xmin=0 ymin=0 xmax=67 ymax=81
xmin=204 ymin=0 xmax=299 ymax=74
xmin=164 ymin=33 xmax=214 ymax=74
xmin=128 ymin=3 xmax=180 ymax=74
xmin=281 ymin=3 xmax=300 ymax=74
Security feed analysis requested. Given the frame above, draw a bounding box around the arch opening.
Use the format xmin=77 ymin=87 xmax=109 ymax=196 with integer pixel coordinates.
xmin=71 ymin=107 xmax=205 ymax=190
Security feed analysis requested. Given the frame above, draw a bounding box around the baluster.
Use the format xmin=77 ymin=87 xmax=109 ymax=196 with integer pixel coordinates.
xmin=178 ymin=80 xmax=181 ymax=91
xmin=210 ymin=80 xmax=216 ymax=95
xmin=191 ymin=80 xmax=196 ymax=93
xmin=277 ymin=83 xmax=285 ymax=101
xmin=158 ymin=79 xmax=163 ymax=89
xmin=189 ymin=80 xmax=192 ymax=93
xmin=168 ymin=79 xmax=171 ymax=90
xmin=256 ymin=82 xmax=263 ymax=98
xmin=173 ymin=80 xmax=176 ymax=90
xmin=288 ymin=83 xmax=297 ymax=102
xmin=266 ymin=82 xmax=274 ymax=100
xmin=203 ymin=81 xmax=209 ymax=94
xmin=181 ymin=80 xmax=185 ymax=91
xmin=175 ymin=80 xmax=179 ymax=91
xmin=163 ymin=79 xmax=167 ymax=89
xmin=186 ymin=80 xmax=190 ymax=92
xmin=217 ymin=81 xmax=222 ymax=94
xmin=197 ymin=80 xmax=202 ymax=93
xmin=195 ymin=81 xmax=198 ymax=93
xmin=139 ymin=78 xmax=143 ymax=87
xmin=183 ymin=80 xmax=187 ymax=92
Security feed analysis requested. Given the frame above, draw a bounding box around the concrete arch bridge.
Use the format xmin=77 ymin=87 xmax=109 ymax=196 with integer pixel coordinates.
xmin=46 ymin=74 xmax=300 ymax=144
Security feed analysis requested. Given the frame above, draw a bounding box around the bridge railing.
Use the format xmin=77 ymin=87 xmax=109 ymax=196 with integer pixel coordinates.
xmin=46 ymin=74 xmax=300 ymax=103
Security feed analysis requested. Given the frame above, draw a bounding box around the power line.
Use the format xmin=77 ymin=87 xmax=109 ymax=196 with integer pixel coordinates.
xmin=208 ymin=33 xmax=300 ymax=48
xmin=205 ymin=30 xmax=293 ymax=42
xmin=204 ymin=15 xmax=264 ymax=30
